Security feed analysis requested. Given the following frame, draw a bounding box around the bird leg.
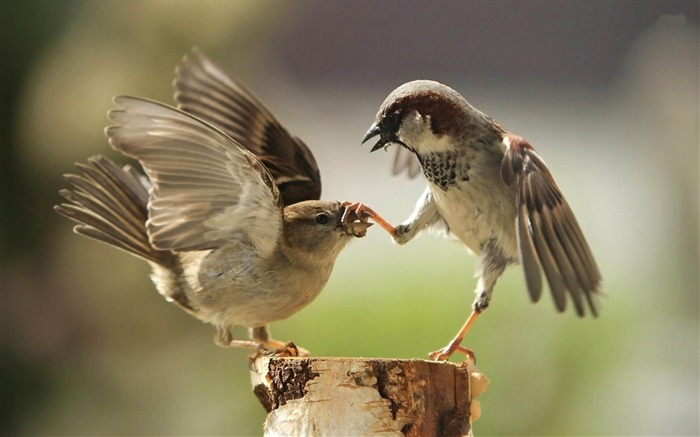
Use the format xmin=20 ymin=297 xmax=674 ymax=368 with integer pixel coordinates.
xmin=428 ymin=309 xmax=480 ymax=362
xmin=214 ymin=325 xmax=262 ymax=349
xmin=392 ymin=187 xmax=442 ymax=245
xmin=214 ymin=325 xmax=309 ymax=358
xmin=250 ymin=326 xmax=310 ymax=357
xmin=430 ymin=239 xmax=509 ymax=361
xmin=341 ymin=201 xmax=396 ymax=236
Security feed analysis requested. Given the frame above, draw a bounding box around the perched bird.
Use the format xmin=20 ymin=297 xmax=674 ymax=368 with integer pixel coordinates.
xmin=360 ymin=80 xmax=601 ymax=361
xmin=55 ymin=66 xmax=372 ymax=354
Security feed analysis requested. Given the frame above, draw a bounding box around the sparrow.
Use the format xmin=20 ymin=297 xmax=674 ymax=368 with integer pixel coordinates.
xmin=360 ymin=80 xmax=601 ymax=361
xmin=55 ymin=64 xmax=372 ymax=355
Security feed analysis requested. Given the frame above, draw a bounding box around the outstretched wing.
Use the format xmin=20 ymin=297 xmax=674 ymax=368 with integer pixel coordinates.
xmin=173 ymin=48 xmax=322 ymax=205
xmin=501 ymin=134 xmax=601 ymax=316
xmin=106 ymin=96 xmax=283 ymax=258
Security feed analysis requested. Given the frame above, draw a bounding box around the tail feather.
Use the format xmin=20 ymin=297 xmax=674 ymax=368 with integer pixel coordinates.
xmin=55 ymin=196 xmax=148 ymax=258
xmin=55 ymin=155 xmax=171 ymax=266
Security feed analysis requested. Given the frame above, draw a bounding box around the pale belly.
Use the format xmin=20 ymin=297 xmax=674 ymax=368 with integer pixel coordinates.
xmin=429 ymin=180 xmax=519 ymax=259
xmin=194 ymin=263 xmax=330 ymax=328
xmin=160 ymin=248 xmax=333 ymax=329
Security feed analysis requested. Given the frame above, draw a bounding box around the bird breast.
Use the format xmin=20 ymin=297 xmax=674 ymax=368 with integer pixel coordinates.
xmin=427 ymin=146 xmax=519 ymax=259
xmin=171 ymin=247 xmax=335 ymax=329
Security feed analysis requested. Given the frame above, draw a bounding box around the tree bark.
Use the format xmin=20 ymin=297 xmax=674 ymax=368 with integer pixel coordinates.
xmin=250 ymin=357 xmax=489 ymax=437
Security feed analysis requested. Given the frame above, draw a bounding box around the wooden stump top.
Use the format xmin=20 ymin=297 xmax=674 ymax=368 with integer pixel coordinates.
xmin=250 ymin=357 xmax=489 ymax=437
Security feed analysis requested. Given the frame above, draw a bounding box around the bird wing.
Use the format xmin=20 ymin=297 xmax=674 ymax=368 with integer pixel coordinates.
xmin=500 ymin=134 xmax=601 ymax=316
xmin=106 ymin=96 xmax=283 ymax=258
xmin=173 ymin=48 xmax=322 ymax=205
xmin=392 ymin=147 xmax=422 ymax=178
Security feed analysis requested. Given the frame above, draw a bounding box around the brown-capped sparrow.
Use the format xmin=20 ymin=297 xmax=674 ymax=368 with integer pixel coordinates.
xmin=359 ymin=80 xmax=601 ymax=360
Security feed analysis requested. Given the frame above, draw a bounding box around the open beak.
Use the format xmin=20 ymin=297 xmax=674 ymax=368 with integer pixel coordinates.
xmin=362 ymin=123 xmax=381 ymax=144
xmin=362 ymin=123 xmax=390 ymax=153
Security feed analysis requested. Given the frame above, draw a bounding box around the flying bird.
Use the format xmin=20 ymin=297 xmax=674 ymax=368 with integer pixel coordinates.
xmin=55 ymin=53 xmax=372 ymax=355
xmin=361 ymin=80 xmax=601 ymax=361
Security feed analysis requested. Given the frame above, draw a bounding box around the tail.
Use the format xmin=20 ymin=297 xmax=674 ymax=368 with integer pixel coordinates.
xmin=54 ymin=155 xmax=172 ymax=266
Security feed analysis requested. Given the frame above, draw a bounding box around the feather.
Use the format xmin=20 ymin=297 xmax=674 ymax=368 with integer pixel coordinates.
xmin=174 ymin=48 xmax=322 ymax=205
xmin=503 ymin=134 xmax=601 ymax=316
xmin=55 ymin=155 xmax=169 ymax=265
xmin=105 ymin=96 xmax=283 ymax=257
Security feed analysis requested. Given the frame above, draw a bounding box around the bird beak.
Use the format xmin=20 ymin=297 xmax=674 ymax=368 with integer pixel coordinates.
xmin=346 ymin=220 xmax=373 ymax=238
xmin=362 ymin=123 xmax=392 ymax=153
xmin=362 ymin=123 xmax=381 ymax=144
xmin=362 ymin=123 xmax=391 ymax=153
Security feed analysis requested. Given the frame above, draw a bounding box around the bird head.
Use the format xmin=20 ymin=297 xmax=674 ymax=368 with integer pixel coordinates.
xmin=282 ymin=200 xmax=372 ymax=262
xmin=362 ymin=80 xmax=496 ymax=155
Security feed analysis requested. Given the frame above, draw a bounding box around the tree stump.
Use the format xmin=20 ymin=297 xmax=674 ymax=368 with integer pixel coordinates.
xmin=250 ymin=357 xmax=489 ymax=437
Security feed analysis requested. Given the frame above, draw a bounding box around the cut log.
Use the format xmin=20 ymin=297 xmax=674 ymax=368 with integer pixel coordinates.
xmin=250 ymin=356 xmax=489 ymax=437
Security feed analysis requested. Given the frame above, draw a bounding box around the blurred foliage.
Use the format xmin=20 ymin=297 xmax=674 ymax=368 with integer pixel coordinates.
xmin=1 ymin=1 xmax=698 ymax=436
xmin=1 ymin=0 xmax=79 ymax=262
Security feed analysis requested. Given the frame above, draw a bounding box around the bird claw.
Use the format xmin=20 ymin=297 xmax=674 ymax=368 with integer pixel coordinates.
xmin=247 ymin=341 xmax=310 ymax=364
xmin=392 ymin=224 xmax=413 ymax=245
xmin=341 ymin=201 xmax=371 ymax=223
xmin=341 ymin=202 xmax=396 ymax=236
xmin=429 ymin=344 xmax=476 ymax=364
xmin=428 ymin=347 xmax=452 ymax=361
xmin=340 ymin=201 xmax=375 ymax=237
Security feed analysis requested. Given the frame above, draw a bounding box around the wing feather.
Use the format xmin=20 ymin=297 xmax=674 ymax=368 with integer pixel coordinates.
xmin=528 ymin=196 xmax=568 ymax=312
xmin=105 ymin=96 xmax=283 ymax=257
xmin=174 ymin=48 xmax=321 ymax=205
xmin=516 ymin=192 xmax=543 ymax=302
xmin=502 ymin=135 xmax=601 ymax=316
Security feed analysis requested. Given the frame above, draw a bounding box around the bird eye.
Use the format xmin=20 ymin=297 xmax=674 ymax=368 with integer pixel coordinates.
xmin=315 ymin=213 xmax=329 ymax=225
xmin=384 ymin=110 xmax=402 ymax=130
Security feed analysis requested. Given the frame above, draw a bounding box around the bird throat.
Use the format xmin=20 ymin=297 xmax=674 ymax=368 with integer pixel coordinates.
xmin=417 ymin=150 xmax=471 ymax=191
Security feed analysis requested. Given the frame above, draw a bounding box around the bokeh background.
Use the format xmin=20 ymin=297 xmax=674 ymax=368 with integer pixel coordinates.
xmin=2 ymin=1 xmax=698 ymax=436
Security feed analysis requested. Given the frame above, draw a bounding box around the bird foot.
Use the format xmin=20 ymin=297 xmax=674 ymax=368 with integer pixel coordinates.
xmin=429 ymin=344 xmax=476 ymax=364
xmin=248 ymin=340 xmax=310 ymax=361
xmin=341 ymin=202 xmax=396 ymax=236
xmin=340 ymin=201 xmax=375 ymax=237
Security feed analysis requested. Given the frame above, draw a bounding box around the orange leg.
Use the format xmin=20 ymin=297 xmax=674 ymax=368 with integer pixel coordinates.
xmin=428 ymin=309 xmax=481 ymax=361
xmin=217 ymin=326 xmax=309 ymax=360
xmin=254 ymin=339 xmax=309 ymax=358
xmin=250 ymin=326 xmax=310 ymax=357
xmin=341 ymin=202 xmax=396 ymax=236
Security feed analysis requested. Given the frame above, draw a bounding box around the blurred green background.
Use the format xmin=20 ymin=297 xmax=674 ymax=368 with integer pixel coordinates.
xmin=2 ymin=1 xmax=698 ymax=435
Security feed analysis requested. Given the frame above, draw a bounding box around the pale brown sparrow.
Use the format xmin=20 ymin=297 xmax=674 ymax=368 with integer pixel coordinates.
xmin=55 ymin=73 xmax=372 ymax=355
xmin=360 ymin=80 xmax=601 ymax=361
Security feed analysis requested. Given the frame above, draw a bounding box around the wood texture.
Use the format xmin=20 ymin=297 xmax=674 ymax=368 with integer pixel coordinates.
xmin=250 ymin=357 xmax=489 ymax=437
